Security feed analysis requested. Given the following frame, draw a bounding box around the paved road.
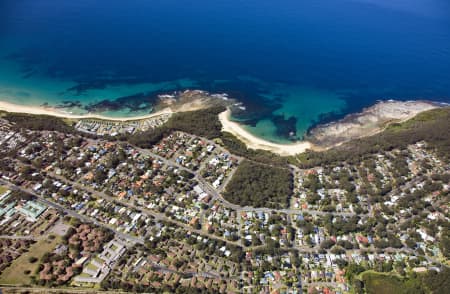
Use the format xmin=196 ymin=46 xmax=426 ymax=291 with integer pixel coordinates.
xmin=0 ymin=179 xmax=144 ymax=244
xmin=0 ymin=285 xmax=129 ymax=293
xmin=3 ymin=136 xmax=447 ymax=269
xmin=97 ymin=138 xmax=355 ymax=218
xmin=197 ymin=165 xmax=358 ymax=217
xmin=47 ymin=172 xmax=241 ymax=247
xmin=0 ymin=235 xmax=36 ymax=240
xmin=303 ymin=282 xmax=344 ymax=288
xmin=0 ymin=130 xmax=18 ymax=148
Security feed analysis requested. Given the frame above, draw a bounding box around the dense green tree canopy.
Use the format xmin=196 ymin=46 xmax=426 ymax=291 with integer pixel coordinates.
xmin=223 ymin=160 xmax=292 ymax=209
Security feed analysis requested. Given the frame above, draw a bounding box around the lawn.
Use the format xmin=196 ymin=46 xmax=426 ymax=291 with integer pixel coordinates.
xmin=361 ymin=271 xmax=423 ymax=294
xmin=0 ymin=185 xmax=10 ymax=195
xmin=0 ymin=235 xmax=61 ymax=285
xmin=93 ymin=256 xmax=105 ymax=264
xmin=85 ymin=262 xmax=99 ymax=272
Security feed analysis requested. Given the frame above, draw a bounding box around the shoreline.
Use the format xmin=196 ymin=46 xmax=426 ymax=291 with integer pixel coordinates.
xmin=0 ymin=100 xmax=175 ymax=122
xmin=219 ymin=100 xmax=440 ymax=156
xmin=1 ymin=99 xmax=442 ymax=156
xmin=306 ymin=100 xmax=439 ymax=147
xmin=0 ymin=98 xmax=317 ymax=156
xmin=219 ymin=109 xmax=315 ymax=156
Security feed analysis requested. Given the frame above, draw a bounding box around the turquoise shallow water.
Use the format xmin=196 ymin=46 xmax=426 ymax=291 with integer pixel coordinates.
xmin=0 ymin=38 xmax=350 ymax=141
xmin=234 ymin=84 xmax=348 ymax=143
xmin=0 ymin=56 xmax=200 ymax=117
xmin=1 ymin=0 xmax=450 ymax=143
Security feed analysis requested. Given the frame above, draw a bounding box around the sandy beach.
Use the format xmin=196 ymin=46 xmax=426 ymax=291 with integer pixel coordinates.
xmin=219 ymin=109 xmax=314 ymax=156
xmin=0 ymin=100 xmax=174 ymax=122
xmin=0 ymin=98 xmax=315 ymax=155
xmin=2 ymin=98 xmax=438 ymax=157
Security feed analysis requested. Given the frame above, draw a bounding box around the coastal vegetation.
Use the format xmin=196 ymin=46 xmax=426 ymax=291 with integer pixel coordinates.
xmin=127 ymin=106 xmax=225 ymax=148
xmin=1 ymin=0 xmax=450 ymax=291
xmin=346 ymin=267 xmax=450 ymax=294
xmin=1 ymin=103 xmax=449 ymax=292
xmin=1 ymin=107 xmax=286 ymax=166
xmin=1 ymin=111 xmax=76 ymax=133
xmin=296 ymin=107 xmax=450 ymax=168
xmin=223 ymin=160 xmax=292 ymax=209
xmin=3 ymin=106 xmax=449 ymax=170
xmin=360 ymin=271 xmax=422 ymax=294
xmin=127 ymin=107 xmax=288 ymax=166
xmin=167 ymin=106 xmax=225 ymax=138
xmin=219 ymin=132 xmax=288 ymax=166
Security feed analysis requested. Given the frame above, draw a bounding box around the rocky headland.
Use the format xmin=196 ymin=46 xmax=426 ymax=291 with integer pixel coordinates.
xmin=306 ymin=100 xmax=439 ymax=148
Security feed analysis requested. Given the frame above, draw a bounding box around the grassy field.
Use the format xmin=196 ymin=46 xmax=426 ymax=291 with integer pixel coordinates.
xmin=0 ymin=185 xmax=10 ymax=195
xmin=0 ymin=236 xmax=61 ymax=285
xmin=85 ymin=262 xmax=99 ymax=272
xmin=361 ymin=271 xmax=423 ymax=294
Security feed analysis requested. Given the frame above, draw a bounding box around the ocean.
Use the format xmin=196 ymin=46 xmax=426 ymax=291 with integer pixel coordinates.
xmin=1 ymin=0 xmax=450 ymax=143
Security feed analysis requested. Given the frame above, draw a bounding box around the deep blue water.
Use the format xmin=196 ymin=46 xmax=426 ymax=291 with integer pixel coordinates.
xmin=1 ymin=0 xmax=450 ymax=142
